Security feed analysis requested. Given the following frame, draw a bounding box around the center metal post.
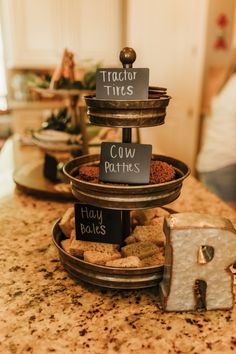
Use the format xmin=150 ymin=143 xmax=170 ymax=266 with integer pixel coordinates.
xmin=120 ymin=47 xmax=137 ymax=239
xmin=122 ymin=127 xmax=132 ymax=238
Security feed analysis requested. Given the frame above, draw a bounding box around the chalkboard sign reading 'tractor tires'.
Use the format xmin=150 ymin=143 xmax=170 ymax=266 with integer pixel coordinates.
xmin=96 ymin=68 xmax=149 ymax=100
xmin=74 ymin=203 xmax=123 ymax=244
xmin=99 ymin=142 xmax=152 ymax=184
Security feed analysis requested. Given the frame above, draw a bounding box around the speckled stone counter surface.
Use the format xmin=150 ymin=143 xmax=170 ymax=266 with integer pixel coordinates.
xmin=1 ymin=175 xmax=236 ymax=353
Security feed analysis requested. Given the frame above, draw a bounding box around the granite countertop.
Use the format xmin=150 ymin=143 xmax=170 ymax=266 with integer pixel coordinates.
xmin=1 ymin=142 xmax=236 ymax=353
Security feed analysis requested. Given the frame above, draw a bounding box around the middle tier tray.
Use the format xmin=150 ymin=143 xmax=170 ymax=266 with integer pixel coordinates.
xmin=64 ymin=153 xmax=190 ymax=210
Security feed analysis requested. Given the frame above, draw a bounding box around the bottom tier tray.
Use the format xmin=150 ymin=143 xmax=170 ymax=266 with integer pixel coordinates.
xmin=52 ymin=219 xmax=164 ymax=289
xmin=64 ymin=153 xmax=190 ymax=210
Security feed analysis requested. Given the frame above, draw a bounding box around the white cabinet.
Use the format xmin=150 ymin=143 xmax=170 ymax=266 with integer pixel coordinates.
xmin=1 ymin=0 xmax=63 ymax=68
xmin=59 ymin=0 xmax=122 ymax=66
xmin=1 ymin=0 xmax=122 ymax=68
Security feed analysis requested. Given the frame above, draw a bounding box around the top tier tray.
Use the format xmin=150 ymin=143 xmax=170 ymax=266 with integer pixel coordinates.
xmin=85 ymin=91 xmax=171 ymax=128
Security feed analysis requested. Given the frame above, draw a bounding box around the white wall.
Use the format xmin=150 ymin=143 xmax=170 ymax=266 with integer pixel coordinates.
xmin=125 ymin=0 xmax=208 ymax=171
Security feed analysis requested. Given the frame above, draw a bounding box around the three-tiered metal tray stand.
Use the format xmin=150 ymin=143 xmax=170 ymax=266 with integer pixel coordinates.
xmin=53 ymin=48 xmax=190 ymax=289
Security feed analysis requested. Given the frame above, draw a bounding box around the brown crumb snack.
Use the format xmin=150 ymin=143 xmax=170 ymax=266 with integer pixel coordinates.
xmin=130 ymin=224 xmax=165 ymax=246
xmin=79 ymin=165 xmax=99 ymax=181
xmin=75 ymin=171 xmax=128 ymax=186
xmin=106 ymin=256 xmax=142 ymax=268
xmin=141 ymin=249 xmax=165 ymax=267
xmin=131 ymin=208 xmax=170 ymax=226
xmin=83 ymin=250 xmax=121 ymax=265
xmin=146 ymin=217 xmax=166 ymax=226
xmin=76 ymin=175 xmax=128 ymax=186
xmin=149 ymin=160 xmax=175 ymax=184
xmin=61 ymin=239 xmax=71 ymax=253
xmin=121 ymin=242 xmax=158 ymax=259
xmin=70 ymin=229 xmax=76 ymax=240
xmin=77 ymin=159 xmax=175 ymax=185
xmin=124 ymin=235 xmax=136 ymax=245
xmin=69 ymin=239 xmax=119 ymax=258
xmin=59 ymin=207 xmax=74 ymax=238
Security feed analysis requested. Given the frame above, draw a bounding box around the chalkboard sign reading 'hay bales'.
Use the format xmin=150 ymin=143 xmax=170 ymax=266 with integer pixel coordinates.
xmin=74 ymin=203 xmax=123 ymax=244
xmin=96 ymin=68 xmax=149 ymax=100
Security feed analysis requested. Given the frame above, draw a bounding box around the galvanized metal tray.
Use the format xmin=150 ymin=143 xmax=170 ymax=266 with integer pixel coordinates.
xmin=63 ymin=153 xmax=190 ymax=210
xmin=85 ymin=94 xmax=171 ymax=128
xmin=52 ymin=219 xmax=164 ymax=289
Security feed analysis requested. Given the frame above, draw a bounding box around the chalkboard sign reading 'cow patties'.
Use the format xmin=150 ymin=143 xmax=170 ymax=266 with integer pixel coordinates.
xmin=100 ymin=142 xmax=152 ymax=184
xmin=96 ymin=68 xmax=149 ymax=100
xmin=74 ymin=203 xmax=123 ymax=244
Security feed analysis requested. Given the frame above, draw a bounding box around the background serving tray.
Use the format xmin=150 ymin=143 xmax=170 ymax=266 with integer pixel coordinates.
xmin=14 ymin=160 xmax=73 ymax=200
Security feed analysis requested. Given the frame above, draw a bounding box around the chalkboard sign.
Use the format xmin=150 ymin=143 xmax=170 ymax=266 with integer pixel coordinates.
xmin=99 ymin=142 xmax=152 ymax=184
xmin=96 ymin=68 xmax=149 ymax=100
xmin=74 ymin=203 xmax=123 ymax=244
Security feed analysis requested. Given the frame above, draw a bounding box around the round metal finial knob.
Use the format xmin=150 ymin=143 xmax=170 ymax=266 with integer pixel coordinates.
xmin=119 ymin=47 xmax=136 ymax=68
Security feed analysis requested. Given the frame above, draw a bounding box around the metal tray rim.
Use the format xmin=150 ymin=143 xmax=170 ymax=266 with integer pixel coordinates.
xmin=52 ymin=219 xmax=164 ymax=274
xmin=84 ymin=94 xmax=171 ymax=105
xmin=64 ymin=153 xmax=190 ymax=190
